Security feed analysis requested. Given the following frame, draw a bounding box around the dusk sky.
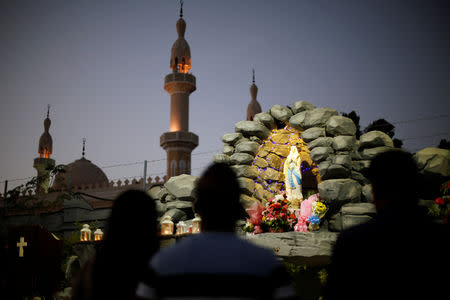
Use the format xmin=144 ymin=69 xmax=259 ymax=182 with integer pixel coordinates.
xmin=1 ymin=0 xmax=449 ymax=190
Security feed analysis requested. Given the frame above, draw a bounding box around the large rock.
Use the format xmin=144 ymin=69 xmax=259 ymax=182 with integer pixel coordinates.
xmin=263 ymin=168 xmax=283 ymax=181
xmin=213 ymin=154 xmax=230 ymax=164
xmin=266 ymin=153 xmax=282 ymax=170
xmin=148 ymin=185 xmax=162 ymax=200
xmin=240 ymin=194 xmax=260 ymax=209
xmin=307 ymin=137 xmax=333 ymax=150
xmin=235 ymin=121 xmax=271 ymax=140
xmin=328 ymin=203 xmax=376 ymax=232
xmin=289 ymin=111 xmax=308 ymax=130
xmin=270 ymin=104 xmax=293 ymax=122
xmin=350 ymin=171 xmax=369 ymax=185
xmin=250 ymin=136 xmax=262 ymax=144
xmin=162 ymin=208 xmax=187 ymax=224
xmin=253 ymin=157 xmax=268 ymax=169
xmin=235 ymin=141 xmax=260 ymax=156
xmin=222 ymin=133 xmax=243 ymax=145
xmin=352 ymin=160 xmax=371 ymax=173
xmin=238 ymin=177 xmax=255 ymax=196
xmin=359 ymin=131 xmax=394 ymax=149
xmin=414 ymin=147 xmax=450 ymax=177
xmin=231 ymin=165 xmax=259 ymax=179
xmin=360 ymin=146 xmax=394 ymax=160
xmin=222 ymin=144 xmax=234 ymax=156
xmin=243 ymin=231 xmax=338 ymax=265
xmin=164 ymin=174 xmax=199 ymax=201
xmin=326 ymin=116 xmax=356 ymax=136
xmin=253 ymin=112 xmax=276 ymax=130
xmin=155 ymin=200 xmax=166 ymax=217
xmin=319 ymin=161 xmax=351 ymax=180
xmin=166 ymin=200 xmax=194 ymax=218
xmin=156 ymin=187 xmax=170 ymax=202
xmin=292 ymin=100 xmax=316 ymax=114
xmin=361 ymin=184 xmax=374 ymax=203
xmin=318 ymin=179 xmax=361 ymax=203
xmin=332 ymin=155 xmax=352 ymax=169
xmin=291 ymin=107 xmax=339 ymax=129
xmin=310 ymin=147 xmax=334 ymax=163
xmin=301 ymin=127 xmax=326 ymax=143
xmin=230 ymin=153 xmax=254 ymax=165
xmin=332 ymin=136 xmax=356 ymax=151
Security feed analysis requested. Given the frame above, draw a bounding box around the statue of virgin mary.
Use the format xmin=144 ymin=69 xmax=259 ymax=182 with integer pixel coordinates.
xmin=283 ymin=146 xmax=303 ymax=208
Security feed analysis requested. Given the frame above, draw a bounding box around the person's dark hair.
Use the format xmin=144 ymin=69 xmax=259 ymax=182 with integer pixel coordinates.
xmin=194 ymin=163 xmax=242 ymax=231
xmin=366 ymin=150 xmax=419 ymax=208
xmin=91 ymin=189 xmax=159 ymax=299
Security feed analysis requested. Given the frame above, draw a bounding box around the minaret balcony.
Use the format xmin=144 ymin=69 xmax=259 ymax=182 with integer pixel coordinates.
xmin=160 ymin=131 xmax=199 ymax=149
xmin=33 ymin=157 xmax=55 ymax=168
xmin=164 ymin=73 xmax=196 ymax=94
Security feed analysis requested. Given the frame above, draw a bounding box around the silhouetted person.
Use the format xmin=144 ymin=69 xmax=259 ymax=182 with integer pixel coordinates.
xmin=136 ymin=163 xmax=297 ymax=299
xmin=72 ymin=190 xmax=159 ymax=300
xmin=324 ymin=150 xmax=448 ymax=300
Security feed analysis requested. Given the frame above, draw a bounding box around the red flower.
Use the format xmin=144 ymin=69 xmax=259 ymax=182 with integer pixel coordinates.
xmin=435 ymin=198 xmax=441 ymax=205
xmin=439 ymin=198 xmax=446 ymax=205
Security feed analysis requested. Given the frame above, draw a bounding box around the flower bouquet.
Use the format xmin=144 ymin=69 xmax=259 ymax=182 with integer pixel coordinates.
xmin=429 ymin=180 xmax=449 ymax=224
xmin=293 ymin=193 xmax=328 ymax=232
xmin=243 ymin=201 xmax=265 ymax=234
xmin=262 ymin=193 xmax=297 ymax=232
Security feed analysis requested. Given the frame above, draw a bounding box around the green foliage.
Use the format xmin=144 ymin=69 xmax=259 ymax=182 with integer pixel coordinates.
xmin=393 ymin=138 xmax=403 ymax=148
xmin=3 ymin=164 xmax=67 ymax=214
xmin=317 ymin=268 xmax=328 ymax=286
xmin=284 ymin=262 xmax=307 ymax=277
xmin=438 ymin=139 xmax=450 ymax=150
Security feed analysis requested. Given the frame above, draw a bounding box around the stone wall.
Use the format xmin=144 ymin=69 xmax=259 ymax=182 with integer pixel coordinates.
xmin=214 ymin=101 xmax=398 ymax=231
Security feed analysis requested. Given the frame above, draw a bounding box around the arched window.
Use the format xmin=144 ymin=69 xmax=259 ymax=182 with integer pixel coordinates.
xmin=170 ymin=160 xmax=177 ymax=176
xmin=179 ymin=160 xmax=186 ymax=174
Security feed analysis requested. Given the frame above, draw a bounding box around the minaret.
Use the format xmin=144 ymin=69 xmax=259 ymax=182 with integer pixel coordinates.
xmin=33 ymin=105 xmax=55 ymax=194
xmin=246 ymin=69 xmax=262 ymax=121
xmin=160 ymin=2 xmax=198 ymax=178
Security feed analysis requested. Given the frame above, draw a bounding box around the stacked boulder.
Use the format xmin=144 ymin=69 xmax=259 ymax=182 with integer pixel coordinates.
xmin=147 ymin=174 xmax=198 ymax=224
xmin=214 ymin=101 xmax=392 ymax=231
xmin=413 ymin=147 xmax=450 ymax=199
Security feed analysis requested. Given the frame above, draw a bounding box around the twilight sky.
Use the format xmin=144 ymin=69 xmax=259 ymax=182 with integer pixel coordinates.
xmin=1 ymin=0 xmax=449 ymax=190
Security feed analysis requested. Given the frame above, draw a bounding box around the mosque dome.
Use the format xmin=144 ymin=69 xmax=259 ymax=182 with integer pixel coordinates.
xmin=53 ymin=157 xmax=109 ymax=190
xmin=38 ymin=117 xmax=53 ymax=158
xmin=170 ymin=18 xmax=191 ymax=73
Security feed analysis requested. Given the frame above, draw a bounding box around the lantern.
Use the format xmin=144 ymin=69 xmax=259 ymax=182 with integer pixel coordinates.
xmin=94 ymin=228 xmax=104 ymax=241
xmin=161 ymin=216 xmax=174 ymax=235
xmin=176 ymin=221 xmax=188 ymax=235
xmin=80 ymin=224 xmax=91 ymax=241
xmin=192 ymin=214 xmax=201 ymax=234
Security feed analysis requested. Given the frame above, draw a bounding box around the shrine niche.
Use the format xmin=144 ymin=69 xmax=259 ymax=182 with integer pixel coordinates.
xmin=250 ymin=125 xmax=320 ymax=204
xmin=214 ymin=100 xmax=388 ymax=227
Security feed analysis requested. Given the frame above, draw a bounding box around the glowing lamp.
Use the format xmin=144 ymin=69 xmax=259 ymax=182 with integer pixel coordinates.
xmin=80 ymin=224 xmax=91 ymax=241
xmin=192 ymin=214 xmax=202 ymax=234
xmin=161 ymin=216 xmax=174 ymax=235
xmin=176 ymin=221 xmax=188 ymax=235
xmin=94 ymin=228 xmax=104 ymax=241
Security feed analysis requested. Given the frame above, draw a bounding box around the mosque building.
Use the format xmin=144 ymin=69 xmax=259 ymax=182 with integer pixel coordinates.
xmin=0 ymin=5 xmax=264 ymax=237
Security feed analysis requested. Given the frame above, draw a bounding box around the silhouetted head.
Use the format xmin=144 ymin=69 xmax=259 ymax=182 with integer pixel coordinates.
xmin=92 ymin=189 xmax=159 ymax=299
xmin=366 ymin=150 xmax=419 ymax=211
xmin=194 ymin=163 xmax=242 ymax=232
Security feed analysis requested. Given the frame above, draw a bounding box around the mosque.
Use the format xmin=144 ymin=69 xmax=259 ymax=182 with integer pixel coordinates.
xmin=0 ymin=7 xmax=262 ymax=236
